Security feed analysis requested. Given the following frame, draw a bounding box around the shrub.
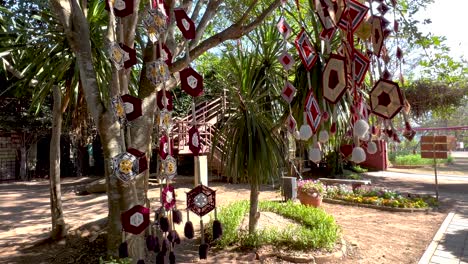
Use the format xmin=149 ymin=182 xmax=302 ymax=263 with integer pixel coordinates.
xmin=206 ymin=200 xmax=339 ymax=251
xmin=394 ymin=154 xmax=450 ymax=166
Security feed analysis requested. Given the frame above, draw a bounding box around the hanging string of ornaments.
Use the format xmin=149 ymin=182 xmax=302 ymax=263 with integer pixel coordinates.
xmin=278 ymin=0 xmax=414 ymax=166
xmin=106 ymin=0 xmax=222 ymax=262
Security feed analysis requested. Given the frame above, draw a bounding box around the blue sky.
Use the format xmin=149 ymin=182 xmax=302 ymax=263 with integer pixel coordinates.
xmin=417 ymin=0 xmax=468 ymax=60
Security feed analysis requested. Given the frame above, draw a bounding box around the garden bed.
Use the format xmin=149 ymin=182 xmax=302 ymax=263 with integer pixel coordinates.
xmin=324 ymin=185 xmax=439 ymax=211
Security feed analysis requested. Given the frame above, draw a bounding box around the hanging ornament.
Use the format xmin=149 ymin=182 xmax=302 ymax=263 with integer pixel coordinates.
xmin=369 ymin=79 xmax=404 ymax=119
xmin=174 ymin=8 xmax=196 ymax=39
xmin=159 ymin=134 xmax=172 ymax=160
xmin=188 ymin=126 xmax=202 ymax=156
xmin=371 ymin=16 xmax=384 ymax=57
xmin=156 ymin=42 xmax=173 ymax=66
xmin=143 ymin=8 xmax=168 ymax=42
xmin=162 ymin=155 xmax=177 ymax=179
xmin=304 ymin=90 xmax=322 ymax=134
xmin=121 ymin=205 xmax=150 ymax=235
xmin=127 ymin=148 xmax=148 ymax=173
xmin=286 ymin=114 xmax=297 ymax=134
xmin=156 ymin=89 xmax=173 ymax=111
xmin=308 ymin=145 xmax=322 ymax=163
xmin=158 ymin=109 xmax=173 ymax=131
xmin=105 ymin=0 xmax=134 ymax=18
xmin=111 ymin=96 xmax=126 ymax=124
xmin=295 ymin=28 xmax=318 ymax=71
xmin=276 ymin=17 xmax=292 ymax=39
xmin=353 ymin=50 xmax=370 ymax=86
xmin=110 ymin=42 xmax=130 ymax=70
xmin=112 ymin=152 xmax=139 ymax=183
xmin=337 ymin=0 xmax=369 ymax=32
xmin=120 ymin=94 xmax=143 ymax=121
xmin=187 ymin=184 xmax=216 ymax=216
xmin=162 ymin=185 xmax=176 ymax=210
xmin=318 ymin=130 xmax=330 ymax=143
xmin=353 ymin=119 xmax=370 ymax=139
xmin=147 ymin=60 xmax=170 ymax=86
xmin=322 ymin=54 xmax=347 ymax=104
xmin=281 ymin=81 xmax=297 ymax=104
xmin=367 ymin=141 xmax=377 ymax=154
xmin=180 ymin=67 xmax=204 ymax=97
xmin=351 ymin=146 xmax=366 ymax=163
xmin=119 ymin=43 xmax=137 ymax=69
xmin=278 ymin=52 xmax=295 ymax=71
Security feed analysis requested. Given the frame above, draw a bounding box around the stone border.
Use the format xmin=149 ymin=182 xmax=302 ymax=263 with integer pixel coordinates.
xmin=323 ymin=198 xmax=432 ymax=212
xmin=258 ymin=238 xmax=347 ymax=263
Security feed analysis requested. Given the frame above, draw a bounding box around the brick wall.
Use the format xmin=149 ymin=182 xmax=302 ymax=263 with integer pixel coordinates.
xmin=0 ymin=133 xmax=21 ymax=181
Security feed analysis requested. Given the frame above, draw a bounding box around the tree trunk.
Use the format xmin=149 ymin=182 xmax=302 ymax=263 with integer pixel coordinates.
xmin=248 ymin=178 xmax=260 ymax=234
xmin=49 ymin=86 xmax=66 ymax=240
xmin=19 ymin=145 xmax=27 ymax=180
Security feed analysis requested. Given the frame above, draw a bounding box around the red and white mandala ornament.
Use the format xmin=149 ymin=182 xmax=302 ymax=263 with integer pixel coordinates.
xmin=295 ymin=28 xmax=318 ymax=71
xmin=276 ymin=17 xmax=292 ymax=39
xmin=174 ymin=8 xmax=196 ymax=39
xmin=304 ymin=90 xmax=322 ymax=134
xmin=121 ymin=94 xmax=143 ymax=121
xmin=121 ymin=205 xmax=150 ymax=235
xmin=180 ymin=67 xmax=204 ymax=97
xmin=278 ymin=52 xmax=295 ymax=71
xmin=188 ymin=126 xmax=201 ymax=156
xmin=286 ymin=113 xmax=297 ymax=134
xmin=157 ymin=89 xmax=173 ymax=111
xmin=281 ymin=81 xmax=296 ymax=104
xmin=162 ymin=185 xmax=176 ymax=210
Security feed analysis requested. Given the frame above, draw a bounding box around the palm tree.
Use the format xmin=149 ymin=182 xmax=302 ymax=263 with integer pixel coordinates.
xmin=214 ymin=24 xmax=285 ymax=234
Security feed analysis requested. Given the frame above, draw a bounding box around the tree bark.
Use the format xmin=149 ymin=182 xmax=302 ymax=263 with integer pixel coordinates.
xmin=19 ymin=144 xmax=27 ymax=180
xmin=49 ymin=86 xmax=66 ymax=240
xmin=248 ymin=178 xmax=260 ymax=234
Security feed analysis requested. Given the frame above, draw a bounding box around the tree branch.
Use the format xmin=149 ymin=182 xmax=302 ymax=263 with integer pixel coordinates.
xmin=1 ymin=57 xmax=38 ymax=86
xmin=190 ymin=0 xmax=222 ymax=48
xmin=170 ymin=0 xmax=281 ymax=73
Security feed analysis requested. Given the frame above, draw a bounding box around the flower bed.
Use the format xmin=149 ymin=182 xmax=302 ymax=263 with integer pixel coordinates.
xmin=325 ymin=185 xmax=438 ymax=209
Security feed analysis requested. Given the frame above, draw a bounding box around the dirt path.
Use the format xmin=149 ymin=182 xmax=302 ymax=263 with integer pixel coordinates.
xmin=0 ymin=174 xmax=450 ymax=264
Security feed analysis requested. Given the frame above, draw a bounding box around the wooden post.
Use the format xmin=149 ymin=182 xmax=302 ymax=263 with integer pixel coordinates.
xmin=433 ymin=136 xmax=439 ymax=201
xmin=421 ymin=135 xmax=448 ymax=201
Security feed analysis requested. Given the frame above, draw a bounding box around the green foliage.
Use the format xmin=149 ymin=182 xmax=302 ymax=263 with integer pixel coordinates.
xmin=207 ymin=200 xmax=339 ymax=251
xmin=213 ymin=24 xmax=284 ymax=184
xmin=99 ymin=257 xmax=132 ymax=264
xmin=393 ymin=154 xmax=450 ymax=166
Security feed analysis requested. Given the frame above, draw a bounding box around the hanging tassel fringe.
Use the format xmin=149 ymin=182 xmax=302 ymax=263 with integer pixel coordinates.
xmin=156 ymin=252 xmax=165 ymax=264
xmin=154 ymin=236 xmax=161 ymax=253
xmin=118 ymin=241 xmax=129 ymax=258
xmin=161 ymin=238 xmax=169 ymax=255
xmin=213 ymin=220 xmax=223 ymax=240
xmin=184 ymin=221 xmax=194 ymax=239
xmin=159 ymin=216 xmax=170 ymax=232
xmin=146 ymin=235 xmax=157 ymax=251
xmin=172 ymin=209 xmax=183 ymax=224
xmin=137 ymin=260 xmax=145 ymax=264
xmin=199 ymin=243 xmax=209 ymax=259
xmin=169 ymin=251 xmax=176 ymax=264
xmin=168 ymin=230 xmax=180 ymax=243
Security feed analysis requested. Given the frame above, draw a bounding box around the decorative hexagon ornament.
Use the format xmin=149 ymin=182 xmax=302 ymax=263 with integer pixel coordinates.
xmin=158 ymin=109 xmax=173 ymax=131
xmin=304 ymin=90 xmax=322 ymax=134
xmin=110 ymin=42 xmax=129 ymax=70
xmin=353 ymin=50 xmax=370 ymax=86
xmin=156 ymin=90 xmax=173 ymax=111
xmin=315 ymin=0 xmax=335 ymax=31
xmin=105 ymin=0 xmax=134 ymax=18
xmin=322 ymin=54 xmax=347 ymax=104
xmin=159 ymin=134 xmax=172 ymax=160
xmin=188 ymin=126 xmax=201 ymax=156
xmin=180 ymin=67 xmax=204 ymax=97
xmin=119 ymin=43 xmax=137 ymax=69
xmin=295 ymin=28 xmax=318 ymax=71
xmin=111 ymin=96 xmax=126 ymax=123
xmin=143 ymin=8 xmax=168 ymax=42
xmin=162 ymin=155 xmax=177 ymax=179
xmin=127 ymin=148 xmax=148 ymax=173
xmin=121 ymin=205 xmax=150 ymax=235
xmin=281 ymin=81 xmax=296 ymax=104
xmin=156 ymin=42 xmax=173 ymax=66
xmin=186 ymin=184 xmax=216 ymax=217
xmin=319 ymin=26 xmax=336 ymax=41
xmin=147 ymin=60 xmax=170 ymax=86
xmin=112 ymin=152 xmax=138 ymax=183
xmin=370 ymin=79 xmax=404 ymax=119
xmin=121 ymin=94 xmax=143 ymax=121
xmin=162 ymin=185 xmax=176 ymax=210
xmin=174 ymin=8 xmax=196 ymax=39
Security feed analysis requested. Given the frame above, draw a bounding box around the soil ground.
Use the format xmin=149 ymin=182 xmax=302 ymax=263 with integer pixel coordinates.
xmin=1 ymin=152 xmax=467 ymax=264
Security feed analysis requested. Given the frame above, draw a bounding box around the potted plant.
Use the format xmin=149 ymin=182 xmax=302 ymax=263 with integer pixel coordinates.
xmin=297 ymin=180 xmax=325 ymax=207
